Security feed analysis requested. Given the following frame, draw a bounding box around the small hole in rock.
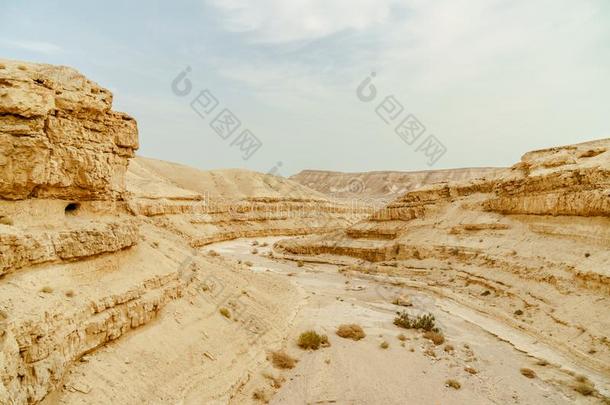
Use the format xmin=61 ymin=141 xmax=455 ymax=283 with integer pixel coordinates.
xmin=65 ymin=203 xmax=80 ymax=215
xmin=0 ymin=216 xmax=13 ymax=226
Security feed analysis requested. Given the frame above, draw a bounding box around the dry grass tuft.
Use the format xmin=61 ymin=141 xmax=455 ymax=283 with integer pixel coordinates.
xmin=207 ymin=250 xmax=219 ymax=256
xmin=65 ymin=290 xmax=75 ymax=298
xmin=219 ymin=307 xmax=231 ymax=319
xmin=40 ymin=286 xmax=53 ymax=294
xmin=260 ymin=242 xmax=269 ymax=247
xmin=262 ymin=371 xmax=284 ymax=389
xmin=536 ymin=359 xmax=549 ymax=366
xmin=520 ymin=368 xmax=536 ymax=378
xmin=572 ymin=375 xmax=597 ymax=396
xmin=336 ymin=324 xmax=366 ymax=341
xmin=252 ymin=240 xmax=259 ymax=246
xmin=252 ymin=388 xmax=270 ymax=402
xmin=446 ymin=379 xmax=461 ymax=389
xmin=397 ymin=333 xmax=407 ymax=341
xmin=444 ymin=344 xmax=454 ymax=353
xmin=423 ymin=331 xmax=445 ymax=346
xmin=297 ymin=261 xmax=304 ymax=267
xmin=573 ymin=382 xmax=595 ymax=396
xmin=380 ymin=341 xmax=389 ymax=349
xmin=244 ymin=261 xmax=253 ymax=267
xmin=270 ymin=351 xmax=296 ymax=369
xmin=298 ymin=330 xmax=330 ymax=350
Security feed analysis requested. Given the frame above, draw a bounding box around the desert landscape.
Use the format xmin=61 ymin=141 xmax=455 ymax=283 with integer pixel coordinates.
xmin=0 ymin=58 xmax=608 ymax=405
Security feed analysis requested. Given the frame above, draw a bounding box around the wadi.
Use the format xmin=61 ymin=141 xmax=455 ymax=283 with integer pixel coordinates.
xmin=0 ymin=59 xmax=608 ymax=405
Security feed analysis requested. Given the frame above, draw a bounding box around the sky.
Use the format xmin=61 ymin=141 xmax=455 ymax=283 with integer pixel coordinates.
xmin=1 ymin=0 xmax=609 ymax=176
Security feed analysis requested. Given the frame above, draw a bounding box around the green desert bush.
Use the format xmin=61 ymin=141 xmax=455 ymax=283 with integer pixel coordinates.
xmin=394 ymin=312 xmax=439 ymax=332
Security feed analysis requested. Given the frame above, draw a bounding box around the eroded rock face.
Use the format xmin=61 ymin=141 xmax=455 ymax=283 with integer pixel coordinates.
xmin=0 ymin=59 xmax=138 ymax=200
xmin=0 ymin=60 xmax=142 ymax=404
xmin=0 ymin=60 xmax=365 ymax=404
xmin=275 ymin=138 xmax=610 ymax=378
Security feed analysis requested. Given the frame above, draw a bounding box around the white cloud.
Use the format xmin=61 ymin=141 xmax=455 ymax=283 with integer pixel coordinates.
xmin=206 ymin=0 xmax=396 ymax=42
xmin=1 ymin=39 xmax=62 ymax=54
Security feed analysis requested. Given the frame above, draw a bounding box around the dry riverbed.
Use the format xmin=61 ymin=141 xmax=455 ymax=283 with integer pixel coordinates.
xmin=214 ymin=237 xmax=606 ymax=404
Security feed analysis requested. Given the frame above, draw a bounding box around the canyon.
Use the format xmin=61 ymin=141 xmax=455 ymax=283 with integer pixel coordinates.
xmin=0 ymin=59 xmax=608 ymax=404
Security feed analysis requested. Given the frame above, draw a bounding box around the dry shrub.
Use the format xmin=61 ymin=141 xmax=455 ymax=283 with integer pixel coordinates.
xmin=270 ymin=351 xmax=296 ymax=369
xmin=219 ymin=307 xmax=231 ymax=319
xmin=514 ymin=309 xmax=524 ymax=316
xmin=336 ymin=324 xmax=366 ymax=341
xmin=397 ymin=333 xmax=407 ymax=341
xmin=298 ymin=330 xmax=329 ymax=350
xmin=297 ymin=261 xmax=304 ymax=267
xmin=424 ymin=347 xmax=436 ymax=357
xmin=380 ymin=341 xmax=389 ymax=349
xmin=423 ymin=331 xmax=445 ymax=346
xmin=572 ymin=375 xmax=596 ymax=396
xmin=252 ymin=388 xmax=269 ymax=402
xmin=262 ymin=371 xmax=284 ymax=389
xmin=446 ymin=379 xmax=461 ymax=389
xmin=252 ymin=240 xmax=259 ymax=246
xmin=573 ymin=382 xmax=595 ymax=396
xmin=65 ymin=290 xmax=75 ymax=298
xmin=251 ymin=248 xmax=259 ymax=254
xmin=260 ymin=242 xmax=269 ymax=247
xmin=536 ymin=359 xmax=549 ymax=366
xmin=41 ymin=286 xmax=53 ymax=294
xmin=444 ymin=344 xmax=454 ymax=353
xmin=575 ymin=374 xmax=589 ymax=383
xmin=520 ymin=368 xmax=536 ymax=378
xmin=244 ymin=261 xmax=253 ymax=267
xmin=464 ymin=367 xmax=478 ymax=375
xmin=207 ymin=250 xmax=219 ymax=257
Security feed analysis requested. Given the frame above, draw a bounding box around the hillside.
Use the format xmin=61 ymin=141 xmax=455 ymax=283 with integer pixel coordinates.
xmin=290 ymin=167 xmax=504 ymax=201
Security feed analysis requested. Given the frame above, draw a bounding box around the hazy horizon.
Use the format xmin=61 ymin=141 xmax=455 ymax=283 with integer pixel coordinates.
xmin=1 ymin=0 xmax=609 ymax=177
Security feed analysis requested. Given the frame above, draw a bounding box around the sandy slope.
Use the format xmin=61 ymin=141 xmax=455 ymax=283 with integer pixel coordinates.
xmin=130 ymin=157 xmax=330 ymax=200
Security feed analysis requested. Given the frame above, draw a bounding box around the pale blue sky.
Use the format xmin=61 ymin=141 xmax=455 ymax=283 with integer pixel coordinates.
xmin=1 ymin=0 xmax=609 ymax=175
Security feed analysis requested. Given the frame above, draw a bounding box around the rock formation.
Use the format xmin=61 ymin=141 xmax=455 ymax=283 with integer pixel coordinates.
xmin=0 ymin=59 xmax=138 ymax=200
xmin=277 ymin=138 xmax=610 ymax=376
xmin=0 ymin=59 xmax=356 ymax=404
